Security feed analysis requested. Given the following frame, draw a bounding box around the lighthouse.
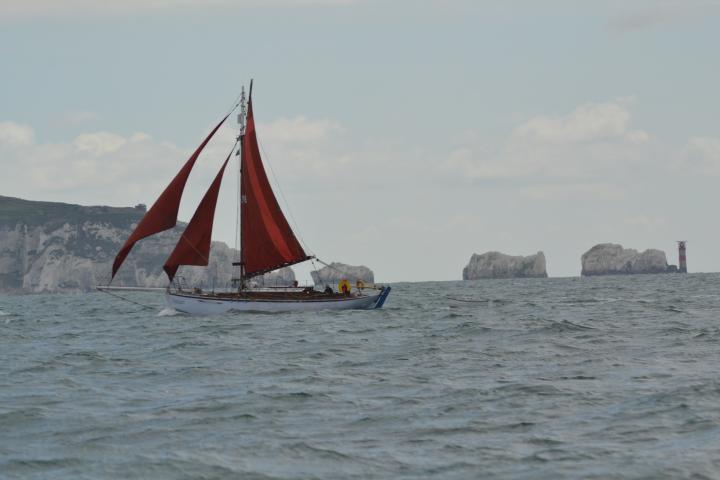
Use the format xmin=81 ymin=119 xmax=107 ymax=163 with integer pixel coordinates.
xmin=677 ymin=241 xmax=687 ymax=273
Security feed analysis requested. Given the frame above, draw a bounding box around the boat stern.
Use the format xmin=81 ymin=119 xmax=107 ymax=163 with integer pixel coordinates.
xmin=372 ymin=286 xmax=392 ymax=309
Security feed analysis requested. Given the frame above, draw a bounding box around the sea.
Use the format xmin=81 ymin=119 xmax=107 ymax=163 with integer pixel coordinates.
xmin=1 ymin=274 xmax=720 ymax=479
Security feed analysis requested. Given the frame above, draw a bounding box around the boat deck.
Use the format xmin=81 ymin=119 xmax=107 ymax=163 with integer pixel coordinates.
xmin=172 ymin=289 xmax=364 ymax=301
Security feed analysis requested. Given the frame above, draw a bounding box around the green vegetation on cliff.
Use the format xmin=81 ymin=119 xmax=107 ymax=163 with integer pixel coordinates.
xmin=0 ymin=195 xmax=146 ymax=229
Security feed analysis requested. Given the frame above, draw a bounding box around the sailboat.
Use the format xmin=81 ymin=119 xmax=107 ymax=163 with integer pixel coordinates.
xmin=102 ymin=82 xmax=391 ymax=314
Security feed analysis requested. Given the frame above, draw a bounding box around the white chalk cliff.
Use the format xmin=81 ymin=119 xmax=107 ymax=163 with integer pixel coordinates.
xmin=581 ymin=243 xmax=671 ymax=276
xmin=463 ymin=251 xmax=548 ymax=279
xmin=0 ymin=196 xmax=293 ymax=293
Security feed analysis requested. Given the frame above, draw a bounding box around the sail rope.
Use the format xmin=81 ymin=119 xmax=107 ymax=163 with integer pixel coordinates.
xmin=224 ymin=92 xmax=244 ymax=118
xmin=97 ymin=288 xmax=157 ymax=310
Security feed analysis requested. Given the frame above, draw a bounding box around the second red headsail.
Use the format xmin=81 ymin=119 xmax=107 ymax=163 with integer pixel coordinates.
xmin=163 ymin=152 xmax=231 ymax=282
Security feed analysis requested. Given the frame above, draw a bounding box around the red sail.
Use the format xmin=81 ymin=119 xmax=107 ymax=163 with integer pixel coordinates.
xmin=163 ymin=152 xmax=231 ymax=282
xmin=241 ymin=99 xmax=309 ymax=277
xmin=111 ymin=115 xmax=229 ymax=280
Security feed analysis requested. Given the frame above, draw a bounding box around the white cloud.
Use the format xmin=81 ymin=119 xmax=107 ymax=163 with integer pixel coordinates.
xmin=513 ymin=99 xmax=646 ymax=145
xmin=0 ymin=122 xmax=185 ymax=200
xmin=624 ymin=130 xmax=650 ymax=145
xmin=685 ymin=136 xmax=720 ymax=174
xmin=73 ymin=131 xmax=128 ymax=156
xmin=441 ymin=98 xmax=652 ymax=191
xmin=0 ymin=113 xmax=355 ymax=206
xmin=0 ymin=122 xmax=34 ymax=148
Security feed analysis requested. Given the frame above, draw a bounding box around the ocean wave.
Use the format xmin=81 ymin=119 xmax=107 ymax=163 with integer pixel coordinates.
xmin=3 ymin=274 xmax=720 ymax=479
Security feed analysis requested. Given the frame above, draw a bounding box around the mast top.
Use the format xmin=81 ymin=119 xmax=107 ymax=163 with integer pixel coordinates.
xmin=237 ymin=86 xmax=247 ymax=140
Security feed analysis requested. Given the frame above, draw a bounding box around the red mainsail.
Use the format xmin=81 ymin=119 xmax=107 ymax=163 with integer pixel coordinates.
xmin=163 ymin=152 xmax=231 ymax=282
xmin=241 ymin=98 xmax=309 ymax=277
xmin=111 ymin=115 xmax=229 ymax=280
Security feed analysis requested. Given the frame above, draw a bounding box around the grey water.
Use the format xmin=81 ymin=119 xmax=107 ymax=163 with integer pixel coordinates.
xmin=2 ymin=274 xmax=720 ymax=479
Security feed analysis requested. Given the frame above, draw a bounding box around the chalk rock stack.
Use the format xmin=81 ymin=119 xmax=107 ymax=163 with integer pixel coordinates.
xmin=311 ymin=262 xmax=374 ymax=287
xmin=463 ymin=251 xmax=548 ymax=279
xmin=581 ymin=243 xmax=672 ymax=276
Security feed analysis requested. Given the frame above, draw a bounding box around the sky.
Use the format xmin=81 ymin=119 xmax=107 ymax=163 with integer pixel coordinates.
xmin=1 ymin=0 xmax=720 ymax=282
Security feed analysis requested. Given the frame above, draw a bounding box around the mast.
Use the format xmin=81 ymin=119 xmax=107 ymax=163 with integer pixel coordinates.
xmin=233 ymin=83 xmax=249 ymax=290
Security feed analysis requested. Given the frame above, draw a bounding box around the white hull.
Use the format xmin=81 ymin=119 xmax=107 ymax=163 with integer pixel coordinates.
xmin=165 ymin=287 xmax=391 ymax=315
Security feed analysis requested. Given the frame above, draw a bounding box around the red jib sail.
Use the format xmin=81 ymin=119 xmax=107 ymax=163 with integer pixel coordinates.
xmin=241 ymin=98 xmax=309 ymax=277
xmin=111 ymin=115 xmax=229 ymax=280
xmin=163 ymin=152 xmax=231 ymax=282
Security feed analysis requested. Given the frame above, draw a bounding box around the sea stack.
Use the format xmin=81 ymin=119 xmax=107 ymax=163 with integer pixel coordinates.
xmin=462 ymin=251 xmax=548 ymax=279
xmin=581 ymin=243 xmax=675 ymax=276
xmin=311 ymin=262 xmax=374 ymax=287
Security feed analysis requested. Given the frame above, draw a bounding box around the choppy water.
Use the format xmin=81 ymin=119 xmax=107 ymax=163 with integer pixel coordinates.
xmin=2 ymin=274 xmax=720 ymax=479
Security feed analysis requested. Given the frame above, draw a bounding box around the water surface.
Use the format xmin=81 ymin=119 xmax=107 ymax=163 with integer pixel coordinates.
xmin=2 ymin=274 xmax=720 ymax=479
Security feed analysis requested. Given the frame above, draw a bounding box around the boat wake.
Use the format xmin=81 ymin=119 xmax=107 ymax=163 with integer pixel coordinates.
xmin=157 ymin=307 xmax=180 ymax=317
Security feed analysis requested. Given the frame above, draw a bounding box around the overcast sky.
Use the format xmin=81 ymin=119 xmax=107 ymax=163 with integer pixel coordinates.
xmin=1 ymin=0 xmax=719 ymax=282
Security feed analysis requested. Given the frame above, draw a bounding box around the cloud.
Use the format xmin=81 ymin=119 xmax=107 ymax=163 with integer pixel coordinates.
xmin=0 ymin=114 xmax=355 ymax=206
xmin=440 ymin=98 xmax=655 ymax=198
xmin=73 ymin=131 xmax=127 ymax=156
xmin=0 ymin=0 xmax=356 ymax=21
xmin=0 ymin=121 xmax=185 ymax=200
xmin=512 ymin=98 xmax=647 ymax=145
xmin=684 ymin=137 xmax=720 ymax=174
xmin=0 ymin=122 xmax=34 ymax=148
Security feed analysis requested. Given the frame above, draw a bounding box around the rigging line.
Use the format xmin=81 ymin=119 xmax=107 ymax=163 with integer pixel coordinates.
xmin=310 ymin=257 xmax=321 ymax=283
xmin=224 ymin=92 xmax=244 ymax=118
xmin=98 ymin=288 xmax=156 ymax=310
xmin=257 ymin=139 xmax=314 ymax=256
